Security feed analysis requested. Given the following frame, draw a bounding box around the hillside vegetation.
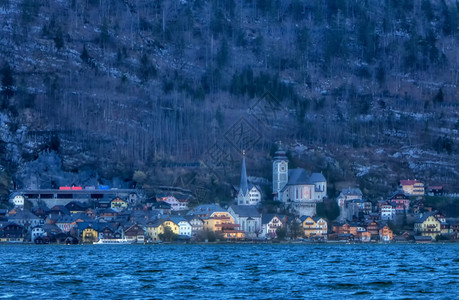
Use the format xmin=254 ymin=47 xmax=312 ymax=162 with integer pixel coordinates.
xmin=0 ymin=0 xmax=458 ymax=199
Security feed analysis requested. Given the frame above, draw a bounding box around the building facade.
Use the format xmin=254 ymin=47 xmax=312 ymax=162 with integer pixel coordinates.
xmin=273 ymin=146 xmax=327 ymax=216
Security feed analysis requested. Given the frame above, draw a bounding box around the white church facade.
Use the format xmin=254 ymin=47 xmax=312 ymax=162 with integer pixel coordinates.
xmin=272 ymin=146 xmax=327 ymax=216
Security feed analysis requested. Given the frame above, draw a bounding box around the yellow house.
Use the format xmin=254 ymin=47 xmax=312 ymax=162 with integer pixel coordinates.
xmin=146 ymin=220 xmax=179 ymax=241
xmin=82 ymin=227 xmax=98 ymax=243
xmin=414 ymin=213 xmax=441 ymax=239
xmin=301 ymin=216 xmax=328 ymax=238
xmin=203 ymin=211 xmax=244 ymax=240
xmin=111 ymin=197 xmax=128 ymax=210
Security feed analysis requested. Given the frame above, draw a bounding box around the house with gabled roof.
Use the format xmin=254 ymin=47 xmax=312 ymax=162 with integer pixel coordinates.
xmin=380 ymin=202 xmax=395 ymax=220
xmin=65 ymin=201 xmax=87 ymax=214
xmin=203 ymin=211 xmax=244 ymax=240
xmin=414 ymin=212 xmax=441 ymax=239
xmin=261 ymin=214 xmax=287 ymax=239
xmin=98 ymin=224 xmax=122 ymax=240
xmin=169 ymin=216 xmax=192 ymax=237
xmin=99 ymin=208 xmax=118 ymax=221
xmin=77 ymin=222 xmax=99 ymax=243
xmin=300 ymin=216 xmax=328 ymax=239
xmin=31 ymin=226 xmax=46 ymax=243
xmin=49 ymin=205 xmax=70 ymax=217
xmin=7 ymin=209 xmax=43 ymax=228
xmin=124 ymin=224 xmax=146 ymax=243
xmin=110 ymin=197 xmax=128 ymax=211
xmin=184 ymin=215 xmax=204 ymax=237
xmin=0 ymin=223 xmax=24 ymax=242
xmin=156 ymin=194 xmax=189 ymax=211
xmin=387 ymin=191 xmax=410 ymax=214
xmin=55 ymin=216 xmax=77 ymax=233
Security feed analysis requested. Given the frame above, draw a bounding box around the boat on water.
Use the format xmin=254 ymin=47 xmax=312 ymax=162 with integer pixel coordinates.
xmin=93 ymin=238 xmax=130 ymax=245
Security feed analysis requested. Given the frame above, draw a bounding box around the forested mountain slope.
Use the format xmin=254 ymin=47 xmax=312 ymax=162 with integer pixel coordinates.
xmin=0 ymin=0 xmax=458 ymax=199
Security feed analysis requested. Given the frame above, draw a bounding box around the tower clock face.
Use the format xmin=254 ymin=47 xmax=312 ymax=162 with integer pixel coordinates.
xmin=279 ymin=162 xmax=286 ymax=172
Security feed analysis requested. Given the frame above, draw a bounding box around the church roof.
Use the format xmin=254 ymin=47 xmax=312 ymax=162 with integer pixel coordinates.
xmin=229 ymin=205 xmax=261 ymax=218
xmin=240 ymin=153 xmax=249 ymax=195
xmin=287 ymin=169 xmax=314 ymax=185
xmin=274 ymin=148 xmax=287 ymax=160
xmin=310 ymin=172 xmax=326 ymax=183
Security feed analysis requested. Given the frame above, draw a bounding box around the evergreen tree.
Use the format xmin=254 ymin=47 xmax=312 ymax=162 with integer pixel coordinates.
xmin=433 ymin=88 xmax=444 ymax=104
xmin=1 ymin=63 xmax=14 ymax=109
xmin=216 ymin=39 xmax=229 ymax=68
xmin=80 ymin=45 xmax=90 ymax=63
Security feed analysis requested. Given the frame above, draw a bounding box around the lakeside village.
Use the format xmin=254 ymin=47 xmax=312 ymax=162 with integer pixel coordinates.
xmin=1 ymin=147 xmax=458 ymax=245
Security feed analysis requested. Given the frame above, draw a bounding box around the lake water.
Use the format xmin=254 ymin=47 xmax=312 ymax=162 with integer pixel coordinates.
xmin=0 ymin=244 xmax=458 ymax=299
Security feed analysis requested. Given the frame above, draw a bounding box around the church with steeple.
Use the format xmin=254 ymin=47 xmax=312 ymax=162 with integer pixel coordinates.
xmin=272 ymin=144 xmax=327 ymax=216
xmin=236 ymin=151 xmax=262 ymax=206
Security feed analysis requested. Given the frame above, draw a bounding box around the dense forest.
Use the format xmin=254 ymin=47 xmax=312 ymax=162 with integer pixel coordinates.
xmin=0 ymin=0 xmax=458 ymax=201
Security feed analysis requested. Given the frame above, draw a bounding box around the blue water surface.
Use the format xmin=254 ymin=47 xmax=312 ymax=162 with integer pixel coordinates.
xmin=0 ymin=243 xmax=458 ymax=299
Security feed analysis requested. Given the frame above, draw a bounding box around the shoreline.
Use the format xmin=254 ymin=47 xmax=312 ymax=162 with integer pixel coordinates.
xmin=2 ymin=240 xmax=457 ymax=245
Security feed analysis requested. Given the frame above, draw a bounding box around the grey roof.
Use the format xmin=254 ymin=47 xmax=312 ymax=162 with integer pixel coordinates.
xmin=288 ymin=169 xmax=313 ymax=185
xmin=262 ymin=214 xmax=286 ymax=224
xmin=340 ymin=188 xmax=363 ymax=196
xmin=229 ymin=205 xmax=261 ymax=218
xmin=240 ymin=154 xmax=249 ymax=195
xmin=77 ymin=222 xmax=101 ymax=231
xmin=8 ymin=209 xmax=41 ymax=220
xmin=50 ymin=205 xmax=70 ymax=215
xmin=56 ymin=213 xmax=92 ymax=224
xmin=186 ymin=204 xmax=225 ymax=216
xmin=415 ymin=212 xmax=437 ymax=223
xmin=41 ymin=224 xmax=62 ymax=234
xmin=310 ymin=172 xmax=326 ymax=183
xmin=273 ymin=146 xmax=287 ymax=160
xmin=184 ymin=215 xmax=203 ymax=223
xmin=300 ymin=215 xmax=311 ymax=222
xmin=388 ymin=191 xmax=408 ymax=200
xmin=169 ymin=216 xmax=188 ymax=224
xmin=281 ymin=169 xmax=326 ymax=189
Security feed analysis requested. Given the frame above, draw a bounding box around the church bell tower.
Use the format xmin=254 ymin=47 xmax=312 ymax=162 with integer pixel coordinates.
xmin=272 ymin=143 xmax=288 ymax=201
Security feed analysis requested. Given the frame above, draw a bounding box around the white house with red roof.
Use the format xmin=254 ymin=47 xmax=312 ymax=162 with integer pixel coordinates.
xmin=156 ymin=194 xmax=189 ymax=211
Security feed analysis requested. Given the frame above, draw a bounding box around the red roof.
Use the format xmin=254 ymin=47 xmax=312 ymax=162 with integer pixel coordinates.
xmin=429 ymin=186 xmax=443 ymax=190
xmin=400 ymin=179 xmax=421 ymax=186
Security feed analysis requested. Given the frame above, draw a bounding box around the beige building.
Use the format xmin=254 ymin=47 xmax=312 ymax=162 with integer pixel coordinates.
xmin=400 ymin=179 xmax=424 ymax=196
xmin=414 ymin=213 xmax=441 ymax=239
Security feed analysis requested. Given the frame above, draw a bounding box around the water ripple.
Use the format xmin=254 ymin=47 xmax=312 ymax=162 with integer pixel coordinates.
xmin=0 ymin=244 xmax=457 ymax=299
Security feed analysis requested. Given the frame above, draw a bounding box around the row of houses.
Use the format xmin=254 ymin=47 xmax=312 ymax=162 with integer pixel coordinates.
xmin=335 ymin=183 xmax=458 ymax=241
xmin=0 ymin=200 xmax=291 ymax=243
